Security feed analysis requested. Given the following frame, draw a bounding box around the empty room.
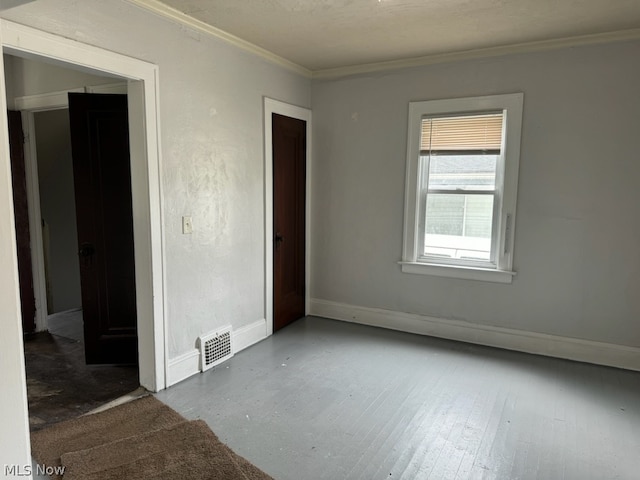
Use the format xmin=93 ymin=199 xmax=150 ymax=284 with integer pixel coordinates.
xmin=0 ymin=1 xmax=639 ymax=479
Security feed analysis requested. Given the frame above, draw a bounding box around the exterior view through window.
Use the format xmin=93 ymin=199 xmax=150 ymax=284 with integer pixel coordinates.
xmin=421 ymin=113 xmax=503 ymax=263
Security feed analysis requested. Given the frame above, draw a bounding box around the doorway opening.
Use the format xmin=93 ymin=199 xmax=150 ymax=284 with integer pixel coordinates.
xmin=1 ymin=26 xmax=166 ymax=462
xmin=5 ymin=54 xmax=142 ymax=429
xmin=0 ymin=20 xmax=166 ymax=465
xmin=263 ymin=98 xmax=312 ymax=335
xmin=272 ymin=113 xmax=306 ymax=331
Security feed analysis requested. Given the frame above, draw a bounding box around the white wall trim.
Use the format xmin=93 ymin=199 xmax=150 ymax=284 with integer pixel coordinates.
xmin=87 ymin=82 xmax=128 ymax=94
xmin=313 ymin=28 xmax=640 ymax=80
xmin=166 ymin=319 xmax=268 ymax=387
xmin=0 ymin=22 xmax=32 ymax=476
xmin=127 ymin=0 xmax=311 ymax=78
xmin=263 ymin=98 xmax=312 ymax=336
xmin=166 ymin=349 xmax=200 ymax=387
xmin=310 ymin=298 xmax=640 ymax=372
xmin=234 ymin=318 xmax=267 ymax=353
xmin=127 ymin=0 xmax=640 ymax=81
xmin=14 ymin=83 xmax=128 ymax=112
xmin=20 ymin=110 xmax=47 ymax=332
xmin=14 ymin=88 xmax=81 ymax=111
xmin=1 ymin=20 xmax=167 ymax=395
xmin=47 ymin=307 xmax=81 ymax=318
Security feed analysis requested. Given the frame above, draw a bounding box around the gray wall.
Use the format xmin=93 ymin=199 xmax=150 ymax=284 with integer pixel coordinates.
xmin=34 ymin=108 xmax=81 ymax=313
xmin=311 ymin=40 xmax=640 ymax=348
xmin=4 ymin=55 xmax=117 ymax=105
xmin=7 ymin=1 xmax=636 ymax=362
xmin=1 ymin=0 xmax=311 ymax=360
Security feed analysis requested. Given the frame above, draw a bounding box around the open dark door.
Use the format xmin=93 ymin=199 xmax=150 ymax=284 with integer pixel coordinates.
xmin=8 ymin=110 xmax=36 ymax=334
xmin=273 ymin=113 xmax=306 ymax=331
xmin=68 ymin=93 xmax=138 ymax=365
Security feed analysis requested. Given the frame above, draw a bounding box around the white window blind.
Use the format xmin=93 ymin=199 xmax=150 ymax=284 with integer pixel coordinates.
xmin=420 ymin=113 xmax=504 ymax=153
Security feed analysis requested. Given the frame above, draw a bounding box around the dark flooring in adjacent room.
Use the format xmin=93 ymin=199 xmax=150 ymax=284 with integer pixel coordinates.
xmin=157 ymin=316 xmax=640 ymax=480
xmin=24 ymin=309 xmax=139 ymax=431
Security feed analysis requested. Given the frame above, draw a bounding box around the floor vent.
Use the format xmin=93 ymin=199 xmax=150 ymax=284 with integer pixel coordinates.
xmin=198 ymin=327 xmax=233 ymax=372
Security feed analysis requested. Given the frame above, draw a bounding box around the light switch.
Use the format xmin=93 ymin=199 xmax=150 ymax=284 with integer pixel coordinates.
xmin=182 ymin=216 xmax=193 ymax=234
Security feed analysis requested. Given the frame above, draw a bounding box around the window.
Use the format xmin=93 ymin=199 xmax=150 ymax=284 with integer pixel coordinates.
xmin=401 ymin=94 xmax=523 ymax=283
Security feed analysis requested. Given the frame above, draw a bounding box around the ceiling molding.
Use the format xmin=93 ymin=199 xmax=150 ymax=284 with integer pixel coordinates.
xmin=126 ymin=0 xmax=640 ymax=82
xmin=126 ymin=0 xmax=312 ymax=78
xmin=0 ymin=0 xmax=36 ymax=11
xmin=313 ymin=28 xmax=640 ymax=79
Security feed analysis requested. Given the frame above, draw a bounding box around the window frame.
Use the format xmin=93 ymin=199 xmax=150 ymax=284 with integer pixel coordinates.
xmin=400 ymin=93 xmax=524 ymax=284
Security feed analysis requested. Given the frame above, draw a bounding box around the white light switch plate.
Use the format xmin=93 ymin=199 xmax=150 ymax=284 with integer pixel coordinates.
xmin=182 ymin=216 xmax=193 ymax=234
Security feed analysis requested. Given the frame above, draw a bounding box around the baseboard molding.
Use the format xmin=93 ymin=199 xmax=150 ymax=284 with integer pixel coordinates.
xmin=46 ymin=307 xmax=82 ymax=318
xmin=166 ymin=319 xmax=268 ymax=387
xmin=310 ymin=298 xmax=640 ymax=372
xmin=166 ymin=349 xmax=199 ymax=387
xmin=234 ymin=318 xmax=268 ymax=353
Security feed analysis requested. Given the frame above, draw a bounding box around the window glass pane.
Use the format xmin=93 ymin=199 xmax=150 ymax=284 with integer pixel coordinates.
xmin=425 ymin=194 xmax=465 ymax=236
xmin=424 ymin=193 xmax=494 ymax=261
xmin=465 ymin=195 xmax=493 ymax=238
xmin=426 ymin=154 xmax=497 ymax=191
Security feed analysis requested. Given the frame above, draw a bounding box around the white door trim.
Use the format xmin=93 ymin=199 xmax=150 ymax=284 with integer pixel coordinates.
xmin=263 ymin=98 xmax=312 ymax=336
xmin=20 ymin=108 xmax=48 ymax=332
xmin=0 ymin=22 xmax=31 ymax=476
xmin=0 ymin=20 xmax=167 ymax=392
xmin=13 ymin=83 xmax=128 ymax=112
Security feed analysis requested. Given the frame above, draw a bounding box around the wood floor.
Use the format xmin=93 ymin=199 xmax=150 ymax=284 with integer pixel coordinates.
xmin=156 ymin=316 xmax=640 ymax=480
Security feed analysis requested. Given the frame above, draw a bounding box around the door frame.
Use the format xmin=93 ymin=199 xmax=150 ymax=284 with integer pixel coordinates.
xmin=0 ymin=21 xmax=166 ymax=392
xmin=0 ymin=19 xmax=166 ymax=470
xmin=263 ymin=98 xmax=312 ymax=336
xmin=0 ymin=20 xmax=167 ymax=390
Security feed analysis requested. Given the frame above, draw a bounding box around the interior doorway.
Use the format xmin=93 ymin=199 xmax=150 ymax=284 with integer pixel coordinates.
xmin=5 ymin=54 xmax=141 ymax=429
xmin=272 ymin=113 xmax=307 ymax=331
xmin=263 ymin=98 xmax=312 ymax=335
xmin=0 ymin=20 xmax=165 ymax=466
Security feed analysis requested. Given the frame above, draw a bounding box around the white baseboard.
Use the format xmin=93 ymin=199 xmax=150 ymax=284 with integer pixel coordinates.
xmin=166 ymin=318 xmax=268 ymax=387
xmin=47 ymin=307 xmax=82 ymax=317
xmin=234 ymin=318 xmax=267 ymax=353
xmin=166 ymin=349 xmax=199 ymax=387
xmin=310 ymin=298 xmax=640 ymax=372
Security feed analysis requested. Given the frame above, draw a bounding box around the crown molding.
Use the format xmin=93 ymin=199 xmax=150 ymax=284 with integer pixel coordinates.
xmin=124 ymin=1 xmax=640 ymax=81
xmin=126 ymin=0 xmax=312 ymax=78
xmin=312 ymin=28 xmax=640 ymax=79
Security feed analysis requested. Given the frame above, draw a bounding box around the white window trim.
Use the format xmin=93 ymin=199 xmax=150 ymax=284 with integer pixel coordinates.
xmin=400 ymin=93 xmax=524 ymax=284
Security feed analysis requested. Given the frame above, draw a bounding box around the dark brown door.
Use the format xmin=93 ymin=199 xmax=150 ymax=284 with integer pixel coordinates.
xmin=8 ymin=110 xmax=36 ymax=334
xmin=68 ymin=93 xmax=138 ymax=364
xmin=273 ymin=113 xmax=306 ymax=331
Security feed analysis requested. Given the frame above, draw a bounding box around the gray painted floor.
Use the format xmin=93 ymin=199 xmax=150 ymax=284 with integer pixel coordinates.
xmin=156 ymin=317 xmax=640 ymax=480
xmin=47 ymin=309 xmax=84 ymax=342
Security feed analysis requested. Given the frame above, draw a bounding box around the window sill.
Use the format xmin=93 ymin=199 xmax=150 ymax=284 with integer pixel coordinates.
xmin=399 ymin=261 xmax=515 ymax=284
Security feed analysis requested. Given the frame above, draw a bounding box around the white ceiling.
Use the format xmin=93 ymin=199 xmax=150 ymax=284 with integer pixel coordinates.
xmin=149 ymin=0 xmax=640 ymax=72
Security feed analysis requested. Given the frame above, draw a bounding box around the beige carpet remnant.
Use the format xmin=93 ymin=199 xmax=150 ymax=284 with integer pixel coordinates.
xmin=30 ymin=395 xmax=273 ymax=480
